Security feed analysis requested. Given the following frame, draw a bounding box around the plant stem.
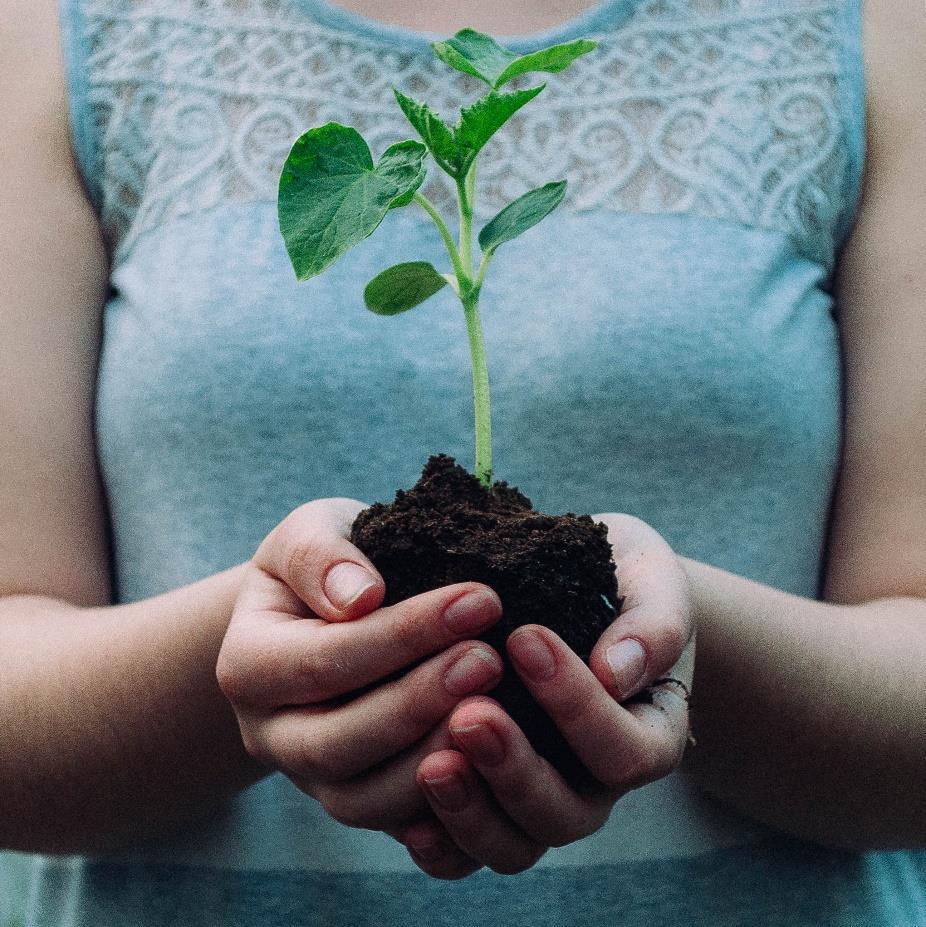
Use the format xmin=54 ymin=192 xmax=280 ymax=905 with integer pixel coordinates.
xmin=457 ymin=173 xmax=474 ymax=276
xmin=473 ymin=248 xmax=494 ymax=293
xmin=465 ymin=162 xmax=477 ymax=215
xmin=417 ymin=166 xmax=493 ymax=486
xmin=413 ymin=192 xmax=467 ymax=282
xmin=458 ymin=161 xmax=492 ymax=485
xmin=462 ymin=290 xmax=493 ymax=486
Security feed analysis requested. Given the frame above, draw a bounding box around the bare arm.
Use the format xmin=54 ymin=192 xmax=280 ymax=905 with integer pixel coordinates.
xmin=0 ymin=0 xmax=261 ymax=852
xmin=0 ymin=571 xmax=262 ymax=853
xmin=682 ymin=0 xmax=926 ymax=850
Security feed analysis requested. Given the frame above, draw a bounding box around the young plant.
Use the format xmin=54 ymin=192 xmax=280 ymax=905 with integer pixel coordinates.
xmin=278 ymin=29 xmax=597 ymax=487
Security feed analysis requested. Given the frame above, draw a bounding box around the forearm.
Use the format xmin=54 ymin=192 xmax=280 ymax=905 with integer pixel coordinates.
xmin=0 ymin=563 xmax=265 ymax=854
xmin=681 ymin=557 xmax=926 ymax=849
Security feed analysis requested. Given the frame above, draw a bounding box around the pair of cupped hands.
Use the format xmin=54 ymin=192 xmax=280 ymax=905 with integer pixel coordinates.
xmin=217 ymin=498 xmax=695 ymax=879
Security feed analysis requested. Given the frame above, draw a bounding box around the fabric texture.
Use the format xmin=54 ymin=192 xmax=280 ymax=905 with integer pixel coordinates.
xmin=4 ymin=0 xmax=924 ymax=924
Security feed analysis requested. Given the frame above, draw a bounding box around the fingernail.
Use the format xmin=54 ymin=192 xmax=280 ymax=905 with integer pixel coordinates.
xmin=451 ymin=722 xmax=506 ymax=766
xmin=323 ymin=562 xmax=377 ymax=610
xmin=444 ymin=588 xmax=502 ymax=635
xmin=607 ymin=638 xmax=648 ymax=699
xmin=508 ymin=630 xmax=556 ymax=681
xmin=423 ymin=773 xmax=470 ymax=811
xmin=444 ymin=647 xmax=500 ymax=697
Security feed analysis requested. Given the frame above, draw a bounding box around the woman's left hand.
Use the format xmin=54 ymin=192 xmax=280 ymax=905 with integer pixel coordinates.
xmin=398 ymin=513 xmax=695 ymax=879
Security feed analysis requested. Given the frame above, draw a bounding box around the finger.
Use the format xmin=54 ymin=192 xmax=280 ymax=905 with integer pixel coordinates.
xmin=416 ymin=750 xmax=547 ymax=875
xmin=254 ymin=498 xmax=386 ymax=622
xmin=250 ymin=641 xmax=503 ymax=781
xmin=447 ymin=697 xmax=614 ymax=847
xmin=222 ymin=572 xmax=502 ymax=708
xmin=590 ymin=513 xmax=694 ymax=700
xmin=624 ymin=674 xmax=692 ymax=746
xmin=393 ymin=819 xmax=482 ymax=881
xmin=300 ymin=720 xmax=455 ymax=831
xmin=508 ymin=626 xmax=689 ymax=791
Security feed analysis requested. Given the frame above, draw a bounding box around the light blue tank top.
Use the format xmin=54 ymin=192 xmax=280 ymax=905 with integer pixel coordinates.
xmin=4 ymin=0 xmax=924 ymax=924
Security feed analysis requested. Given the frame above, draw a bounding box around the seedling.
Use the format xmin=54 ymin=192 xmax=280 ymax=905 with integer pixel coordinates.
xmin=278 ymin=29 xmax=597 ymax=487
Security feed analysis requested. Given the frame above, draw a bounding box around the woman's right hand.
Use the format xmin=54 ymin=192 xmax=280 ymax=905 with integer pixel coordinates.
xmin=216 ymin=497 xmax=504 ymax=834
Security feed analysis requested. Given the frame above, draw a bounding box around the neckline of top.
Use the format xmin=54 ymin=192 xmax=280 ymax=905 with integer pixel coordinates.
xmin=296 ymin=0 xmax=640 ymax=52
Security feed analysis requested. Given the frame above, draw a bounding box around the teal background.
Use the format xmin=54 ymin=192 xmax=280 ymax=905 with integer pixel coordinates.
xmin=1 ymin=853 xmax=29 ymax=924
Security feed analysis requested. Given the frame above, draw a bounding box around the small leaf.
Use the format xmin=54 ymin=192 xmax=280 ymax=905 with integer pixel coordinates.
xmin=393 ymin=89 xmax=466 ymax=178
xmin=432 ymin=29 xmax=518 ymax=87
xmin=370 ymin=139 xmax=429 ymax=208
xmin=432 ymin=30 xmax=598 ymax=90
xmin=364 ymin=261 xmax=449 ymax=315
xmin=478 ymin=180 xmax=567 ymax=253
xmin=494 ymin=39 xmax=598 ymax=88
xmin=455 ymin=86 xmax=545 ymax=175
xmin=278 ymin=125 xmax=427 ymax=281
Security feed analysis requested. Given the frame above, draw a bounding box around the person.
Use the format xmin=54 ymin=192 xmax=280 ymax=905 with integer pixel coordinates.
xmin=1 ymin=0 xmax=924 ymax=923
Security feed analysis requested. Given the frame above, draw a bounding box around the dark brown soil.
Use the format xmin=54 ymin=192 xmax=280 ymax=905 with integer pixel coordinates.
xmin=350 ymin=454 xmax=621 ymax=784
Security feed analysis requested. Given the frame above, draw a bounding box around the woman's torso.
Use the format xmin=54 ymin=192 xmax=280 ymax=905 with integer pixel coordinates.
xmin=8 ymin=0 xmax=925 ymax=923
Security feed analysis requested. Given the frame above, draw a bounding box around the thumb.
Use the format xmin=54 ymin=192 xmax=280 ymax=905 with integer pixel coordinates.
xmin=253 ymin=497 xmax=385 ymax=622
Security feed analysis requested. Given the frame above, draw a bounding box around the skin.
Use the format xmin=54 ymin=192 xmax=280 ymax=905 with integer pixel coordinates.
xmin=217 ymin=504 xmax=693 ymax=877
xmin=319 ymin=0 xmax=606 ymax=36
xmin=0 ymin=0 xmax=923 ymax=880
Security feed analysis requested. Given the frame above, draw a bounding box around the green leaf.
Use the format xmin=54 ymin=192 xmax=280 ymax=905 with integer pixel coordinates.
xmin=278 ymin=124 xmax=427 ymax=281
xmin=432 ymin=29 xmax=518 ymax=87
xmin=494 ymin=39 xmax=598 ymax=88
xmin=431 ymin=29 xmax=597 ymax=89
xmin=478 ymin=180 xmax=567 ymax=253
xmin=393 ymin=89 xmax=467 ymax=177
xmin=455 ymin=86 xmax=545 ymax=175
xmin=364 ymin=261 xmax=449 ymax=315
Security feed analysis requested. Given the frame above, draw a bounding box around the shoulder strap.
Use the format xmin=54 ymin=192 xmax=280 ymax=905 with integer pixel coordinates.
xmin=58 ymin=0 xmax=103 ymax=213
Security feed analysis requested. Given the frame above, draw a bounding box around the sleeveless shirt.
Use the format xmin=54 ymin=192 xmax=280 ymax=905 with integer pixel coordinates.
xmin=3 ymin=0 xmax=925 ymax=923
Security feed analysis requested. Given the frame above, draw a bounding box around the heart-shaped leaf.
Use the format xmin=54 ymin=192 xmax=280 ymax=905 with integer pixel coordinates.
xmin=278 ymin=124 xmax=427 ymax=281
xmin=478 ymin=180 xmax=567 ymax=254
xmin=455 ymin=86 xmax=545 ymax=175
xmin=432 ymin=29 xmax=597 ymax=89
xmin=364 ymin=261 xmax=449 ymax=315
xmin=393 ymin=90 xmax=466 ymax=177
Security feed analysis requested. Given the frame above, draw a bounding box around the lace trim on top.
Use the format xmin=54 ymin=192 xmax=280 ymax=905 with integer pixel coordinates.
xmin=75 ymin=0 xmax=857 ymax=269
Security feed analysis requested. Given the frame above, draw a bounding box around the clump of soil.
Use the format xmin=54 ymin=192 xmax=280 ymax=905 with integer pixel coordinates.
xmin=350 ymin=454 xmax=620 ymax=784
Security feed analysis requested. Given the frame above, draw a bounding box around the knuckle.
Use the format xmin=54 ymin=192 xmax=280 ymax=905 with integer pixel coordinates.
xmin=215 ymin=648 xmax=244 ymax=702
xmin=294 ymin=644 xmax=336 ymax=702
xmin=546 ymin=815 xmax=603 ymax=848
xmin=311 ymin=748 xmax=352 ymax=783
xmin=617 ymin=756 xmax=655 ymax=791
xmin=489 ymin=847 xmax=546 ymax=875
xmin=238 ymin=727 xmax=271 ymax=767
xmin=215 ymin=640 xmax=259 ymax=707
xmin=547 ymin=829 xmax=582 ymax=849
xmin=316 ymin=788 xmax=373 ymax=829
xmin=547 ymin=688 xmax=588 ymax=728
xmin=399 ymin=672 xmax=443 ymax=730
xmin=285 ymin=733 xmax=345 ymax=783
xmin=286 ymin=742 xmax=324 ymax=781
xmin=304 ymin=725 xmax=360 ymax=781
xmin=284 ymin=534 xmax=326 ymax=595
xmin=486 ymin=776 xmax=525 ymax=808
xmin=422 ymin=860 xmax=479 ymax=881
xmin=658 ymin=619 xmax=689 ymax=663
xmin=648 ymin=748 xmax=677 ymax=784
xmin=616 ymin=742 xmax=674 ymax=791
